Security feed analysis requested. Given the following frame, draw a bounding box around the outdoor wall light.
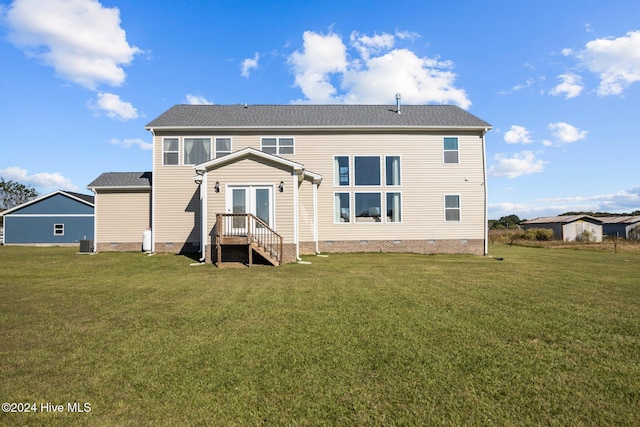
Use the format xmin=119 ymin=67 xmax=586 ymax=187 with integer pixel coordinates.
xmin=214 ymin=181 xmax=220 ymax=193
xmin=278 ymin=181 xmax=284 ymax=192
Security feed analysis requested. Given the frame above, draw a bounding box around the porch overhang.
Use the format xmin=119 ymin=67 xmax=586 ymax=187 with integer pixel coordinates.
xmin=194 ymin=147 xmax=322 ymax=183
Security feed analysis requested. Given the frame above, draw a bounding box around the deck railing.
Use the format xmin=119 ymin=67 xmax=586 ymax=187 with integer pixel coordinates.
xmin=215 ymin=213 xmax=283 ymax=265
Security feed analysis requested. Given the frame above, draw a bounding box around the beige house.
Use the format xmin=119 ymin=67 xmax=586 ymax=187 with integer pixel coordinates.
xmin=89 ymin=104 xmax=491 ymax=265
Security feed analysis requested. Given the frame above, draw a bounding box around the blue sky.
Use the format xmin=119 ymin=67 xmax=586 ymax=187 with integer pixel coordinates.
xmin=1 ymin=0 xmax=639 ymax=220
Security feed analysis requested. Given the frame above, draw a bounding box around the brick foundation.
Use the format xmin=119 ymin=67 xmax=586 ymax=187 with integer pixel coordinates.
xmin=97 ymin=239 xmax=485 ymax=261
xmin=316 ymin=239 xmax=485 ymax=256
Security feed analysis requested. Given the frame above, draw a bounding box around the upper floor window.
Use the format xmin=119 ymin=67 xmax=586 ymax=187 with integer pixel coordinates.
xmin=445 ymin=195 xmax=461 ymax=222
xmin=444 ymin=137 xmax=459 ymax=164
xmin=184 ymin=138 xmax=211 ymax=165
xmin=385 ymin=156 xmax=401 ymax=186
xmin=215 ymin=137 xmax=232 ymax=158
xmin=261 ymin=137 xmax=294 ymax=155
xmin=163 ymin=138 xmax=179 ymax=165
xmin=334 ymin=156 xmax=350 ymax=186
xmin=354 ymin=156 xmax=380 ymax=186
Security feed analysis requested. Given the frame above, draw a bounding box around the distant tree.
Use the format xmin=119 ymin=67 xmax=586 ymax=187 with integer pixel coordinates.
xmin=0 ymin=178 xmax=39 ymax=210
xmin=489 ymin=214 xmax=522 ymax=229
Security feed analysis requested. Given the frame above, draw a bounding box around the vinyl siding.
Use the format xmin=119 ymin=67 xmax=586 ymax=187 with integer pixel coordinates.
xmin=95 ymin=191 xmax=150 ymax=243
xmin=153 ymin=129 xmax=486 ymax=246
xmin=203 ymin=157 xmax=295 ymax=243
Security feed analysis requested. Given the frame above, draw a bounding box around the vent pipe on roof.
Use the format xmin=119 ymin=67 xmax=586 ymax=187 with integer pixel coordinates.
xmin=395 ymin=93 xmax=401 ymax=114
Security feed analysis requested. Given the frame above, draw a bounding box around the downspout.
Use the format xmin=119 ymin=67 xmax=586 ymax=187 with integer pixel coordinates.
xmin=482 ymin=128 xmax=489 ymax=256
xmin=150 ymin=129 xmax=156 ymax=254
xmin=90 ymin=188 xmax=97 ymax=253
xmin=199 ymin=172 xmax=207 ymax=262
xmin=293 ymin=172 xmax=300 ymax=261
xmin=314 ymin=180 xmax=319 ymax=254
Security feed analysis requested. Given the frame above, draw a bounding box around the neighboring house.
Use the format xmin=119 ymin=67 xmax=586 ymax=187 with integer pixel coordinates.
xmin=1 ymin=190 xmax=94 ymax=245
xmin=87 ymin=172 xmax=152 ymax=252
xmin=89 ymin=104 xmax=492 ymax=265
xmin=522 ymin=215 xmax=603 ymax=242
xmin=601 ymin=216 xmax=640 ymax=239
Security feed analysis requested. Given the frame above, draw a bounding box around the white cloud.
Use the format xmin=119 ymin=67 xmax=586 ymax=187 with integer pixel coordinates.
xmin=288 ymin=31 xmax=349 ymax=103
xmin=110 ymin=138 xmax=152 ymax=150
xmin=549 ymin=73 xmax=583 ymax=99
xmin=288 ymin=30 xmax=471 ymax=108
xmin=489 ymin=151 xmax=546 ymax=179
xmin=504 ymin=125 xmax=533 ymax=144
xmin=578 ymin=30 xmax=640 ymax=95
xmin=4 ymin=0 xmax=141 ymax=90
xmin=548 ymin=122 xmax=587 ymax=143
xmin=350 ymin=31 xmax=395 ymax=59
xmin=0 ymin=166 xmax=78 ymax=191
xmin=90 ymin=92 xmax=138 ymax=120
xmin=241 ymin=52 xmax=259 ymax=78
xmin=186 ymin=94 xmax=213 ymax=105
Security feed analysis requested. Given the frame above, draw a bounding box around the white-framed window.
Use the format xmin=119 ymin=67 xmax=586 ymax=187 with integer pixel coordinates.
xmin=334 ymin=156 xmax=350 ymax=186
xmin=215 ymin=137 xmax=232 ymax=158
xmin=184 ymin=137 xmax=211 ymax=165
xmin=334 ymin=192 xmax=350 ymax=223
xmin=354 ymin=156 xmax=381 ymax=186
xmin=162 ymin=138 xmax=179 ymax=165
xmin=445 ymin=194 xmax=461 ymax=222
xmin=355 ymin=192 xmax=381 ymax=223
xmin=385 ymin=156 xmax=401 ymax=186
xmin=54 ymin=223 xmax=64 ymax=236
xmin=386 ymin=192 xmax=402 ymax=223
xmin=261 ymin=137 xmax=295 ymax=155
xmin=444 ymin=137 xmax=459 ymax=164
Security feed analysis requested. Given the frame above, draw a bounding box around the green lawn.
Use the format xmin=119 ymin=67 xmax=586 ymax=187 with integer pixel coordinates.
xmin=1 ymin=245 xmax=638 ymax=426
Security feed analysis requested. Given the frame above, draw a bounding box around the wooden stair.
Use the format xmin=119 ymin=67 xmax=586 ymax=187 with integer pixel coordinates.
xmin=215 ymin=213 xmax=283 ymax=267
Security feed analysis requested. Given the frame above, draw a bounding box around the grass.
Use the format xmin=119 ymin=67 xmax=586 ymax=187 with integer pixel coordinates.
xmin=1 ymin=245 xmax=639 ymax=426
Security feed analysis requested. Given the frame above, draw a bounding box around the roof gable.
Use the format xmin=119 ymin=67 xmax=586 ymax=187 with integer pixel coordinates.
xmin=1 ymin=190 xmax=94 ymax=216
xmin=146 ymin=104 xmax=491 ymax=130
xmin=196 ymin=148 xmax=322 ymax=184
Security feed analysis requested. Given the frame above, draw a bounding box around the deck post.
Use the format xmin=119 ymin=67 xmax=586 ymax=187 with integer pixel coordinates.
xmin=216 ymin=214 xmax=222 ymax=267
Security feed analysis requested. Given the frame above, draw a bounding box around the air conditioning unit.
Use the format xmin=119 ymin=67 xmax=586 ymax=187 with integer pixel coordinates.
xmin=79 ymin=239 xmax=94 ymax=253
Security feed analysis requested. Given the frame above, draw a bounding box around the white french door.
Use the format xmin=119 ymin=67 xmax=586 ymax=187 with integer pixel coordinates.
xmin=226 ymin=185 xmax=273 ymax=233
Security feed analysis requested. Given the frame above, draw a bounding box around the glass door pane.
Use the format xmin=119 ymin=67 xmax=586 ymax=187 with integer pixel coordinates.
xmin=232 ymin=188 xmax=247 ymax=230
xmin=255 ymin=188 xmax=270 ymax=228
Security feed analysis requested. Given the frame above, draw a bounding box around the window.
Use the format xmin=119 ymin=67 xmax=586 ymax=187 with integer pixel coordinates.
xmin=163 ymin=138 xmax=179 ymax=165
xmin=261 ymin=137 xmax=294 ymax=155
xmin=334 ymin=156 xmax=350 ymax=186
xmin=355 ymin=193 xmax=381 ymax=222
xmin=354 ymin=156 xmax=380 ymax=186
xmin=184 ymin=138 xmax=211 ymax=165
xmin=54 ymin=224 xmax=64 ymax=236
xmin=385 ymin=156 xmax=401 ymax=186
xmin=215 ymin=137 xmax=232 ymax=158
xmin=445 ymin=195 xmax=461 ymax=222
xmin=444 ymin=137 xmax=459 ymax=164
xmin=334 ymin=193 xmax=350 ymax=223
xmin=386 ymin=192 xmax=402 ymax=222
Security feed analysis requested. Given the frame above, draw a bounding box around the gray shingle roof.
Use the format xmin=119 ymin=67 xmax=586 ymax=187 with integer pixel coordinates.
xmin=87 ymin=172 xmax=152 ymax=189
xmin=64 ymin=191 xmax=95 ymax=205
xmin=145 ymin=104 xmax=491 ymax=129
